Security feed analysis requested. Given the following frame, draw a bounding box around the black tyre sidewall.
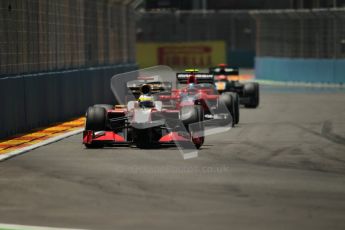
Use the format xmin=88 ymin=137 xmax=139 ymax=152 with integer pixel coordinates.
xmin=228 ymin=92 xmax=239 ymax=124
xmin=180 ymin=106 xmax=199 ymax=126
xmin=220 ymin=92 xmax=235 ymax=126
xmin=85 ymin=107 xmax=95 ymax=130
xmin=253 ymin=83 xmax=260 ymax=107
xmin=85 ymin=106 xmax=107 ymax=131
xmin=244 ymin=82 xmax=259 ymax=108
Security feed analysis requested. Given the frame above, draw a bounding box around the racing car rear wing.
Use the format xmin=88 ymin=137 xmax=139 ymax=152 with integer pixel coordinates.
xmin=127 ymin=81 xmax=173 ymax=99
xmin=209 ymin=67 xmax=239 ymax=76
xmin=176 ymin=73 xmax=214 ymax=84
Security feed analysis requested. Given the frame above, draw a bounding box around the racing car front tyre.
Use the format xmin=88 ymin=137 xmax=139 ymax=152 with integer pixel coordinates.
xmin=180 ymin=105 xmax=205 ymax=149
xmin=85 ymin=106 xmax=107 ymax=131
xmin=191 ymin=105 xmax=204 ymax=146
xmin=244 ymin=83 xmax=259 ymax=108
xmin=180 ymin=105 xmax=203 ymax=127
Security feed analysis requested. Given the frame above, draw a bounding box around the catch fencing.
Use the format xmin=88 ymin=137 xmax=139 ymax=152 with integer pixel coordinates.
xmin=0 ymin=0 xmax=136 ymax=78
xmin=252 ymin=8 xmax=345 ymax=83
xmin=252 ymin=8 xmax=345 ymax=59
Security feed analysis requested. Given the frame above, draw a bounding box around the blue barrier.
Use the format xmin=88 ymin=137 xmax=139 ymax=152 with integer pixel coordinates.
xmin=0 ymin=64 xmax=137 ymax=139
xmin=255 ymin=57 xmax=345 ymax=84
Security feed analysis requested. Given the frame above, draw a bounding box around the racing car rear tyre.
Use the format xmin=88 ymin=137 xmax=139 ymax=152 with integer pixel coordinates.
xmin=85 ymin=106 xmax=107 ymax=131
xmin=227 ymin=92 xmax=240 ymax=124
xmin=219 ymin=92 xmax=235 ymax=127
xmin=244 ymin=83 xmax=259 ymax=108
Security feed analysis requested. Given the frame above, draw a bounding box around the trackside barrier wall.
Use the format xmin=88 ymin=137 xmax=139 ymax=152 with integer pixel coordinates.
xmin=255 ymin=57 xmax=345 ymax=84
xmin=0 ymin=64 xmax=136 ymax=139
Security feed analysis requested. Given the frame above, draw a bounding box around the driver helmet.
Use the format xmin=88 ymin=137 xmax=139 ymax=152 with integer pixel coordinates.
xmin=138 ymin=95 xmax=155 ymax=108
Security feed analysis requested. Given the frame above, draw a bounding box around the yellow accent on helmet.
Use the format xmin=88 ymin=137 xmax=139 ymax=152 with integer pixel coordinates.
xmin=138 ymin=95 xmax=153 ymax=102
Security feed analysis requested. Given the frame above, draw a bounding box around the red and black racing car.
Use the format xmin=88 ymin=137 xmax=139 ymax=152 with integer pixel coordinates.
xmin=210 ymin=64 xmax=259 ymax=109
xmin=159 ymin=69 xmax=239 ymax=125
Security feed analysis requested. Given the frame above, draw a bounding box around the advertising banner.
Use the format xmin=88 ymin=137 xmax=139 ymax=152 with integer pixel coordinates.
xmin=137 ymin=41 xmax=226 ymax=68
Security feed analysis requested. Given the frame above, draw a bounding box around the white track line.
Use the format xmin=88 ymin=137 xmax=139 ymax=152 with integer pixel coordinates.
xmin=0 ymin=128 xmax=83 ymax=162
xmin=0 ymin=223 xmax=87 ymax=230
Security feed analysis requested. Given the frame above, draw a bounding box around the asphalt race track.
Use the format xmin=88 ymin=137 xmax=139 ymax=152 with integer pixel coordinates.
xmin=1 ymin=86 xmax=345 ymax=230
